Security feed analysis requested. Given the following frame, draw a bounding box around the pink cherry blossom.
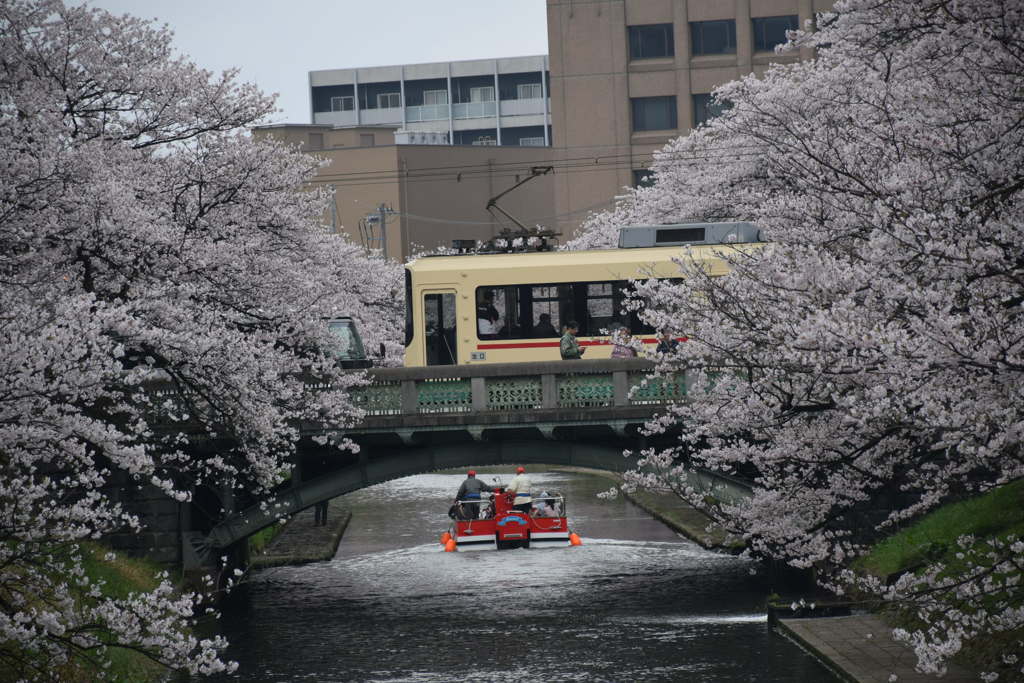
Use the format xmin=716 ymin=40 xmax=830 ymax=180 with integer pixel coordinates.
xmin=577 ymin=0 xmax=1024 ymax=677
xmin=1 ymin=0 xmax=398 ymax=676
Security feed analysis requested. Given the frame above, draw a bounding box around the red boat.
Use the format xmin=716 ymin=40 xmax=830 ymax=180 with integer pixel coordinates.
xmin=442 ymin=487 xmax=581 ymax=551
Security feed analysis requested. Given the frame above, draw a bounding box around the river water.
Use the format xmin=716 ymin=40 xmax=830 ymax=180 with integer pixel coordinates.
xmin=208 ymin=470 xmax=833 ymax=682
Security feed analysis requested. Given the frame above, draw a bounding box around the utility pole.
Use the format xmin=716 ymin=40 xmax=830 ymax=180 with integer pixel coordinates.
xmin=361 ymin=204 xmax=395 ymax=258
xmin=329 ymin=184 xmax=338 ymax=233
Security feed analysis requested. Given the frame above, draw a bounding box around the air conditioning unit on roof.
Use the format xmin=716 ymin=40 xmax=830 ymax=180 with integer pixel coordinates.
xmin=618 ymin=222 xmax=761 ymax=248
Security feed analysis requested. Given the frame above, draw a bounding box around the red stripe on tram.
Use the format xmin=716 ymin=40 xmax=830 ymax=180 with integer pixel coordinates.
xmin=476 ymin=336 xmax=685 ymax=351
xmin=476 ymin=341 xmax=560 ymax=350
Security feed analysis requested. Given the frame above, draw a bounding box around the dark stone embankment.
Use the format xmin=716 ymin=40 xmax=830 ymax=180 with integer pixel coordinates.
xmin=249 ymin=501 xmax=351 ymax=568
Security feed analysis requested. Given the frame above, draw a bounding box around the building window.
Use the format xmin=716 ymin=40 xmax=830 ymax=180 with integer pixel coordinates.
xmin=693 ymin=93 xmax=731 ymax=126
xmin=753 ymin=15 xmax=798 ymax=52
xmin=631 ymin=96 xmax=677 ymax=132
xmin=360 ymin=134 xmax=375 ymax=147
xmin=423 ymin=89 xmax=448 ymax=105
xmin=469 ymin=86 xmax=495 ymax=102
xmin=519 ymin=136 xmax=545 ymax=146
xmin=628 ymin=23 xmax=674 ymax=60
xmin=471 ymin=135 xmax=497 ymax=146
xmin=633 ymin=169 xmax=655 ymax=188
xmin=330 ymin=96 xmax=354 ymax=112
xmin=376 ymin=92 xmax=401 ymax=109
xmin=517 ymin=82 xmax=543 ymax=99
xmin=690 ymin=20 xmax=737 ymax=55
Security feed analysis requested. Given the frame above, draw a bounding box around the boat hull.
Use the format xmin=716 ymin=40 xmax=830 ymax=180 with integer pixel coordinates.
xmin=451 ymin=515 xmax=570 ymax=551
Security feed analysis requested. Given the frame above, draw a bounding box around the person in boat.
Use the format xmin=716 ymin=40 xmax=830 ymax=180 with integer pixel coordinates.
xmin=506 ymin=466 xmax=532 ymax=514
xmin=531 ymin=493 xmax=559 ymax=518
xmin=455 ymin=470 xmax=493 ymax=520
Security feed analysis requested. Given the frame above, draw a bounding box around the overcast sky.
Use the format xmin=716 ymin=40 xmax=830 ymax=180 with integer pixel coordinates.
xmin=80 ymin=1 xmax=549 ymax=124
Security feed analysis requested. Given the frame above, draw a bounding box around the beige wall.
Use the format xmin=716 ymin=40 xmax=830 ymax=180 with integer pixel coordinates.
xmin=546 ymin=0 xmax=833 ymax=238
xmin=398 ymin=145 xmax=555 ymax=258
xmin=255 ymin=126 xmax=556 ymax=261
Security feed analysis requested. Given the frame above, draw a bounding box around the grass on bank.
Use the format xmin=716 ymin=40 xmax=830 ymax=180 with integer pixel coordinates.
xmin=0 ymin=542 xmax=171 ymax=683
xmin=857 ymin=478 xmax=1024 ymax=579
xmin=856 ymin=478 xmax=1024 ymax=679
xmin=76 ymin=543 xmax=171 ymax=682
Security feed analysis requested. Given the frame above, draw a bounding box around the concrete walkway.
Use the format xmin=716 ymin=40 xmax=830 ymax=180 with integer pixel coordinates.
xmin=250 ymin=501 xmax=351 ymax=569
xmin=777 ymin=614 xmax=979 ymax=682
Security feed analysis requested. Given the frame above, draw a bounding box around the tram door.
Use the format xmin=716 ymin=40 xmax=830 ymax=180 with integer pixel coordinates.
xmin=423 ymin=291 xmax=458 ymax=366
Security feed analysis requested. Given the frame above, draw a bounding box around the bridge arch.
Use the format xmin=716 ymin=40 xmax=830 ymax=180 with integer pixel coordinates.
xmin=204 ymin=438 xmax=638 ymax=552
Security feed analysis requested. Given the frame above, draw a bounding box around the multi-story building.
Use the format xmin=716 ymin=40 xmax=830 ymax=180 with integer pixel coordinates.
xmin=258 ymin=0 xmax=835 ymax=259
xmin=545 ymin=0 xmax=834 ymax=236
xmin=309 ymin=55 xmax=552 ymax=149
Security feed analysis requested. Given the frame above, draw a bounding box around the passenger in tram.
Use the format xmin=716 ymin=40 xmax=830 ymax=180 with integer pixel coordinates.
xmin=477 ymin=316 xmax=500 ymax=338
xmin=477 ymin=290 xmax=502 ymax=339
xmin=506 ymin=466 xmax=533 ymax=513
xmin=454 ymin=470 xmax=493 ymax=519
xmin=533 ymin=313 xmax=558 ymax=338
xmin=560 ymin=321 xmax=585 ymax=359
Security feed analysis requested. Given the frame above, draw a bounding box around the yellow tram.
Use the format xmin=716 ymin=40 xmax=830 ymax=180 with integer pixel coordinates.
xmin=402 ymin=223 xmax=762 ymax=367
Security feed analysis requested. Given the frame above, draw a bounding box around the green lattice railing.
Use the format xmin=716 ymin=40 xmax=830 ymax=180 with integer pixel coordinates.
xmin=417 ymin=378 xmax=472 ymax=413
xmin=350 ymin=359 xmax=686 ymax=417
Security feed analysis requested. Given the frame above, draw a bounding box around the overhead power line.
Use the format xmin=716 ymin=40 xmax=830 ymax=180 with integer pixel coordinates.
xmin=397 ymin=195 xmax=620 ymax=226
xmin=309 ymin=144 xmax=766 ymax=183
xmin=311 ymin=150 xmax=760 ymax=189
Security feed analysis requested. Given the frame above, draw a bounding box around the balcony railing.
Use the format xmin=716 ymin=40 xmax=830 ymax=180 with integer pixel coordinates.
xmin=452 ymin=100 xmax=497 ymax=119
xmin=406 ymin=103 xmax=450 ymax=122
xmin=361 ymin=107 xmax=403 ymax=125
xmin=499 ymin=97 xmax=548 ymax=117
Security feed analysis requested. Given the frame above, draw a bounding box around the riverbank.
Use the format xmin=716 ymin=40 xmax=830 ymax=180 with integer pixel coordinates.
xmin=775 ymin=614 xmax=979 ymax=683
xmin=557 ymin=466 xmax=986 ymax=682
xmin=551 ymin=465 xmax=742 ymax=551
xmin=249 ymin=501 xmax=351 ymax=568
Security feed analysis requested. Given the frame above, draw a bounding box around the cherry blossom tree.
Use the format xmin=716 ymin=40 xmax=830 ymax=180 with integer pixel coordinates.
xmin=578 ymin=0 xmax=1024 ymax=677
xmin=0 ymin=0 xmax=394 ymax=677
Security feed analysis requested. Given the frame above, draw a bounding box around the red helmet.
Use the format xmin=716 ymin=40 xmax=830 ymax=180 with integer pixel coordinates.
xmin=516 ymin=466 xmax=525 ymax=473
xmin=467 ymin=470 xmax=476 ymax=477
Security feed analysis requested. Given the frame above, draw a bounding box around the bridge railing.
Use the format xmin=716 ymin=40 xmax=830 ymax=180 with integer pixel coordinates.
xmin=350 ymin=358 xmax=686 ymax=416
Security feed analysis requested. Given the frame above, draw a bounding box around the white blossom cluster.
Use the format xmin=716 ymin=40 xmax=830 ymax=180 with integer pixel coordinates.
xmin=1 ymin=0 xmax=399 ymax=677
xmin=575 ymin=0 xmax=1024 ymax=677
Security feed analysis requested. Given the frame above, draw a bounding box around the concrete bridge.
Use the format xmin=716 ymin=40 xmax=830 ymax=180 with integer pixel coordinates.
xmin=149 ymin=358 xmax=747 ymax=569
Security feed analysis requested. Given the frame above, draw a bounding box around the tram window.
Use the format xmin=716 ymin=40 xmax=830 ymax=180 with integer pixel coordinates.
xmin=528 ymin=284 xmax=561 ymax=337
xmin=476 ymin=286 xmax=523 ymax=339
xmin=476 ymin=289 xmax=501 ymax=338
xmin=583 ymin=282 xmax=635 ymax=336
xmin=477 ymin=282 xmax=650 ymax=339
xmin=586 ymin=283 xmax=615 ymax=334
